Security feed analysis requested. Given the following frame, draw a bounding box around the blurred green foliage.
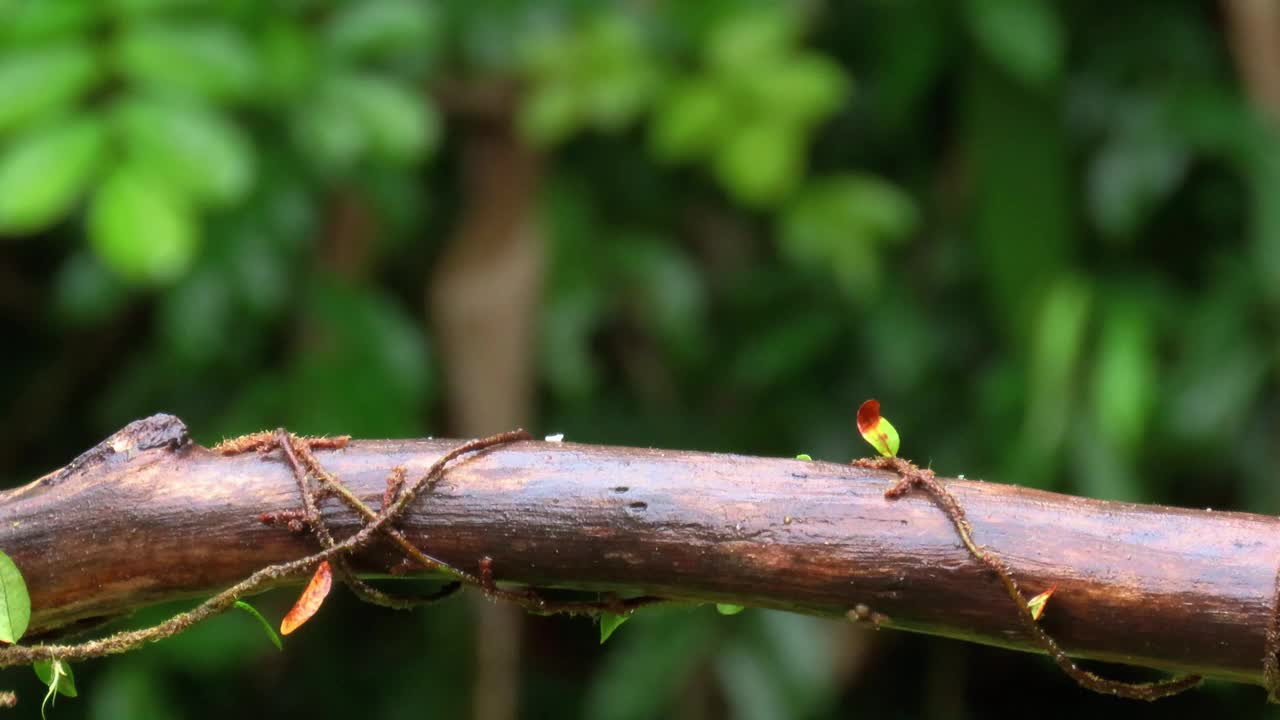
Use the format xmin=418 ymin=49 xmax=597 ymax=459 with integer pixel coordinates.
xmin=2 ymin=0 xmax=1279 ymax=717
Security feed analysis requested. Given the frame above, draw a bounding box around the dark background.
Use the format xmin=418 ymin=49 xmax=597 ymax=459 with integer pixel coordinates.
xmin=2 ymin=0 xmax=1279 ymax=717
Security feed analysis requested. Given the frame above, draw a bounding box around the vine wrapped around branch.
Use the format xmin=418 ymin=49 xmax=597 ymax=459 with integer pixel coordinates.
xmin=1 ymin=415 xmax=1278 ymax=697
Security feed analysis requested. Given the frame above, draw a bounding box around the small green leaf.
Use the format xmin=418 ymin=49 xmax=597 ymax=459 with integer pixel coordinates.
xmin=0 ymin=550 xmax=31 ymax=644
xmin=34 ymin=658 xmax=76 ymax=719
xmin=794 ymin=453 xmax=812 ymax=461
xmin=88 ymin=166 xmax=199 ymax=285
xmin=856 ymin=399 xmax=900 ymax=457
xmin=234 ymin=600 xmax=282 ymax=651
xmin=599 ymin=612 xmax=629 ymax=644
xmin=714 ymin=121 xmax=804 ymax=207
xmin=715 ymin=604 xmax=745 ymax=615
xmin=1026 ymin=586 xmax=1056 ymax=622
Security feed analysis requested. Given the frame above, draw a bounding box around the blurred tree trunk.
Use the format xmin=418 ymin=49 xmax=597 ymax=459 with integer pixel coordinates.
xmin=429 ymin=84 xmax=543 ymax=720
xmin=1222 ymin=0 xmax=1280 ymax=124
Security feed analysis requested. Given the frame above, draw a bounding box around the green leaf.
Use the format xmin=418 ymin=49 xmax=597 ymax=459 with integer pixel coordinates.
xmin=1091 ymin=299 xmax=1156 ymax=451
xmin=0 ymin=551 xmax=31 ymax=644
xmin=794 ymin=453 xmax=812 ymax=461
xmin=1026 ymin=586 xmax=1055 ymax=621
xmin=857 ymin=399 xmax=900 ymax=458
xmin=33 ymin=659 xmax=77 ymax=697
xmin=334 ymin=74 xmax=439 ymax=163
xmin=113 ymin=21 xmax=258 ymax=101
xmin=706 ymin=8 xmax=797 ymax=72
xmin=715 ymin=604 xmax=744 ymax=615
xmin=234 ymin=600 xmax=282 ymax=651
xmin=966 ymin=0 xmax=1064 ymax=87
xmin=34 ymin=658 xmax=76 ymax=719
xmin=714 ymin=121 xmax=804 ymax=207
xmin=0 ymin=116 xmax=105 ymax=233
xmin=519 ymin=82 xmax=581 ymax=147
xmin=778 ymin=174 xmax=918 ymax=298
xmin=737 ymin=53 xmax=849 ymax=123
xmin=113 ymin=94 xmax=255 ymax=208
xmin=599 ymin=612 xmax=629 ymax=644
xmin=0 ymin=45 xmax=99 ymax=135
xmin=649 ymin=81 xmax=730 ymax=163
xmin=3 ymin=1 xmax=97 ymax=44
xmin=324 ymin=0 xmax=438 ymax=59
xmin=88 ymin=166 xmax=199 ymax=285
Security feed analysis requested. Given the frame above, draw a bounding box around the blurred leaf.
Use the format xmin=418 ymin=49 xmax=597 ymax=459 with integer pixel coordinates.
xmin=584 ymin=608 xmax=718 ymax=720
xmin=324 ymin=0 xmax=439 ymax=59
xmin=1016 ymin=275 xmax=1091 ymax=486
xmin=158 ymin=266 xmax=233 ymax=367
xmin=0 ymin=44 xmax=99 ymax=135
xmin=257 ymin=20 xmax=318 ymax=102
xmin=778 ymin=174 xmax=917 ymax=298
xmin=611 ymin=236 xmax=709 ymax=363
xmin=714 ymin=121 xmax=804 ymax=207
xmin=0 ymin=550 xmax=30 ymax=643
xmin=2 ymin=0 xmax=97 ymax=44
xmin=0 ymin=116 xmax=105 ymax=233
xmin=108 ymin=0 xmax=208 ymax=15
xmin=738 ymin=53 xmax=849 ymax=123
xmin=1091 ymin=298 xmax=1156 ymax=451
xmin=969 ymin=60 xmax=1071 ymax=338
xmin=715 ymin=603 xmax=744 ymax=615
xmin=705 ymin=7 xmax=796 ymax=72
xmin=88 ymin=166 xmax=199 ymax=285
xmin=732 ymin=311 xmax=840 ymax=389
xmin=599 ymin=612 xmax=629 ymax=644
xmin=966 ymin=0 xmax=1063 ymax=87
xmin=716 ymin=612 xmax=837 ymax=720
xmin=1088 ymin=125 xmax=1189 ymax=241
xmin=290 ymin=93 xmax=366 ymax=172
xmin=282 ymin=278 xmax=431 ymax=437
xmin=334 ymin=74 xmax=440 ymax=163
xmin=52 ymin=251 xmax=129 ymax=327
xmin=114 ymin=20 xmax=259 ymax=101
xmin=114 ymin=94 xmax=255 ymax=208
xmin=520 ymin=81 xmax=581 ymax=147
xmin=649 ymin=80 xmax=730 ymax=162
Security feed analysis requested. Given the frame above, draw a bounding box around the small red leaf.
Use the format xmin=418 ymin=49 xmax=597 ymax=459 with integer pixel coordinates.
xmin=281 ymin=560 xmax=333 ymax=635
xmin=856 ymin=399 xmax=881 ymax=435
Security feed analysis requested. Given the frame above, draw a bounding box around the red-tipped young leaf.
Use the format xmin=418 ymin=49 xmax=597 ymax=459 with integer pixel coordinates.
xmin=857 ymin=399 xmax=900 ymax=457
xmin=280 ymin=560 xmax=333 ymax=635
xmin=1028 ymin=585 xmax=1057 ymax=622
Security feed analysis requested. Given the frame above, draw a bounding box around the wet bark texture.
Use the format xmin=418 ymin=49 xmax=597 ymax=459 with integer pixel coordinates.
xmin=2 ymin=414 xmax=1276 ymax=687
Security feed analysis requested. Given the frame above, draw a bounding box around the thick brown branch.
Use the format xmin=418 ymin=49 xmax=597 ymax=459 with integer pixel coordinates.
xmin=1 ymin=416 xmax=1276 ymax=688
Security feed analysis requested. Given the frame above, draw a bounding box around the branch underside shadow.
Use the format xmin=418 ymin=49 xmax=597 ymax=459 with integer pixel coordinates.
xmin=1 ymin=415 xmax=1277 ymax=692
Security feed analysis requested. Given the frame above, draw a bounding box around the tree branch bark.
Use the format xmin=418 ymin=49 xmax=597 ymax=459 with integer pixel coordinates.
xmin=2 ymin=415 xmax=1276 ymax=688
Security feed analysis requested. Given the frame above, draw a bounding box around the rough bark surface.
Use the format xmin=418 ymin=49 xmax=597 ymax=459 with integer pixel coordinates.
xmin=1 ymin=415 xmax=1276 ymax=687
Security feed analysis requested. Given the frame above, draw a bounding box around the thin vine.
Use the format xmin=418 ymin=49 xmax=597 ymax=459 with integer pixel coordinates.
xmin=854 ymin=456 xmax=1203 ymax=702
xmin=0 ymin=429 xmax=661 ymax=669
